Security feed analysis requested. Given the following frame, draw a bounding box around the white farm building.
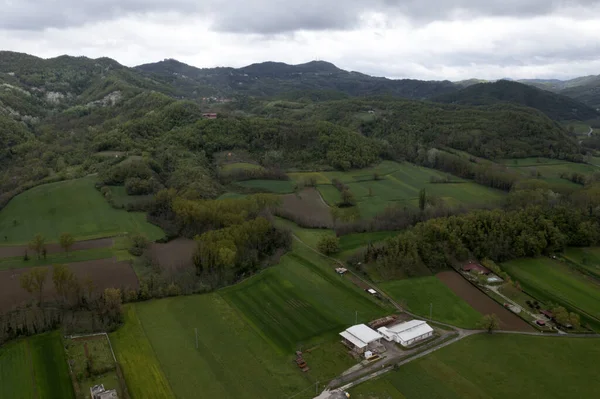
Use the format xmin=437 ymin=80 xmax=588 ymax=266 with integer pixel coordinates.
xmin=378 ymin=320 xmax=433 ymax=347
xmin=339 ymin=324 xmax=383 ymax=354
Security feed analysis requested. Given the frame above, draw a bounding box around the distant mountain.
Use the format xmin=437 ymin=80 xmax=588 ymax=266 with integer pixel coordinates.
xmin=135 ymin=59 xmax=458 ymax=100
xmin=519 ymin=75 xmax=600 ymax=110
xmin=432 ymin=80 xmax=599 ymax=121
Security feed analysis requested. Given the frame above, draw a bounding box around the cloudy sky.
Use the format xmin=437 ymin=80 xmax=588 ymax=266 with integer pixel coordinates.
xmin=1 ymin=0 xmax=600 ymax=81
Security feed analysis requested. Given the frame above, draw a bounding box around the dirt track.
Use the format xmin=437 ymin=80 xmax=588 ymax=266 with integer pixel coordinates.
xmin=0 ymin=258 xmax=138 ymax=312
xmin=437 ymin=270 xmax=535 ymax=332
xmin=0 ymin=238 xmax=114 ymax=259
xmin=149 ymin=238 xmax=196 ymax=271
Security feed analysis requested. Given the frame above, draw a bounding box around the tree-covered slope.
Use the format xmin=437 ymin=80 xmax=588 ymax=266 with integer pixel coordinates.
xmin=432 ymin=80 xmax=599 ymax=121
xmin=520 ymin=75 xmax=600 ymax=110
xmin=136 ymin=58 xmax=459 ymax=99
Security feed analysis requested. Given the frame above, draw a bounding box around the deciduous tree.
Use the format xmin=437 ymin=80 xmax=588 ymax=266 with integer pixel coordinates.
xmin=19 ymin=267 xmax=48 ymax=305
xmin=59 ymin=233 xmax=75 ymax=257
xmin=479 ymin=314 xmax=500 ymax=333
xmin=317 ymin=236 xmax=340 ymax=255
xmin=29 ymin=234 xmax=46 ymax=260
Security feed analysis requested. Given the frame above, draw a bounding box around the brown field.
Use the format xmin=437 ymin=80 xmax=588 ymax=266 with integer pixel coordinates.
xmin=0 ymin=237 xmax=113 ymax=259
xmin=0 ymin=258 xmax=138 ymax=312
xmin=436 ymin=270 xmax=534 ymax=332
xmin=277 ymin=188 xmax=332 ymax=228
xmin=149 ymin=238 xmax=196 ymax=271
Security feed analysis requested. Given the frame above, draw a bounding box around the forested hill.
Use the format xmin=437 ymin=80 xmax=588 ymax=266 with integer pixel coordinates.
xmin=135 ymin=58 xmax=458 ymax=99
xmin=432 ymin=80 xmax=599 ymax=121
xmin=519 ymin=75 xmax=600 ymax=110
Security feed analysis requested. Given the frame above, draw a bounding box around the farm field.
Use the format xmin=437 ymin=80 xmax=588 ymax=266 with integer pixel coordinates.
xmin=0 ymin=247 xmax=114 ymax=270
xmin=350 ymin=334 xmax=600 ymax=399
xmin=234 ymin=179 xmax=295 ymax=193
xmin=110 ymin=306 xmax=175 ymax=399
xmin=278 ymin=188 xmax=332 ymax=228
xmin=562 ymin=247 xmax=600 ymax=278
xmin=108 ymin=185 xmax=153 ymax=209
xmin=0 ymin=258 xmax=139 ymax=312
xmin=220 ymin=162 xmax=264 ymax=174
xmin=502 ymin=257 xmax=600 ymax=326
xmin=380 ymin=277 xmax=482 ymax=328
xmin=500 ymin=157 xmax=599 ymax=186
xmin=0 ymin=331 xmax=75 ymax=399
xmin=0 ymin=177 xmax=164 ymax=245
xmin=301 ymin=161 xmax=505 ymax=218
xmin=436 ymin=271 xmax=534 ymax=331
xmin=119 ymin=243 xmax=387 ymax=399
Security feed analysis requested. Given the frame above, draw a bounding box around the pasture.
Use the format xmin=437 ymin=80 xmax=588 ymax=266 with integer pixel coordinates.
xmin=293 ymin=161 xmax=505 ymax=219
xmin=502 ymin=257 xmax=600 ymax=326
xmin=0 ymin=331 xmax=74 ymax=399
xmin=0 ymin=177 xmax=164 ymax=245
xmin=562 ymin=247 xmax=600 ymax=278
xmin=380 ymin=277 xmax=482 ymax=328
xmin=220 ymin=162 xmax=264 ymax=173
xmin=118 ymin=243 xmax=387 ymax=398
xmin=110 ymin=307 xmax=175 ymax=399
xmin=350 ymin=334 xmax=600 ymax=399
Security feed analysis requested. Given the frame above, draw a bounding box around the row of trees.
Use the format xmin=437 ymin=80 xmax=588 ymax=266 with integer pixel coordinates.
xmin=27 ymin=233 xmax=75 ymax=260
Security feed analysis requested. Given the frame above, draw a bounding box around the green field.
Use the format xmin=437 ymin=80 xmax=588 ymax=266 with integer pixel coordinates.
xmin=220 ymin=162 xmax=264 ymax=173
xmin=116 ymin=243 xmax=387 ymax=398
xmin=297 ymin=161 xmax=504 ymax=218
xmin=110 ymin=307 xmax=175 ymax=399
xmin=380 ymin=277 xmax=482 ymax=328
xmin=0 ymin=177 xmax=164 ymax=245
xmin=234 ymin=179 xmax=295 ymax=194
xmin=562 ymin=247 xmax=600 ymax=278
xmin=109 ymin=185 xmax=154 ymax=209
xmin=350 ymin=334 xmax=600 ymax=399
xmin=0 ymin=331 xmax=75 ymax=399
xmin=503 ymin=257 xmax=600 ymax=326
xmin=0 ymin=247 xmax=114 ymax=270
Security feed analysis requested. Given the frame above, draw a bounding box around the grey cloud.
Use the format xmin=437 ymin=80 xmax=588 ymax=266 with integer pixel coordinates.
xmin=2 ymin=0 xmax=599 ymax=33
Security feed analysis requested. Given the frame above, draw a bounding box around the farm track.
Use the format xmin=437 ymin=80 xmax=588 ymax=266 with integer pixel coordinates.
xmin=0 ymin=237 xmax=114 ymax=259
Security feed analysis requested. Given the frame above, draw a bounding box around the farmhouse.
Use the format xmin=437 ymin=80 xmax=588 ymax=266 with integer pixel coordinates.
xmin=463 ymin=262 xmax=491 ymax=275
xmin=378 ymin=320 xmax=433 ymax=347
xmin=339 ymin=324 xmax=383 ymax=354
xmin=202 ymin=112 xmax=218 ymax=119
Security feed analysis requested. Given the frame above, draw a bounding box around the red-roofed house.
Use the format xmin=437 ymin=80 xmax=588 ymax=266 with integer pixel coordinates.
xmin=462 ymin=262 xmax=491 ymax=275
xmin=202 ymin=113 xmax=217 ymax=119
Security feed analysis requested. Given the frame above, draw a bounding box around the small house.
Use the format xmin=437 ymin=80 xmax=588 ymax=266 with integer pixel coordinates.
xmin=378 ymin=320 xmax=433 ymax=347
xmin=90 ymin=384 xmax=118 ymax=399
xmin=202 ymin=113 xmax=218 ymax=119
xmin=462 ymin=262 xmax=491 ymax=275
xmin=339 ymin=324 xmax=383 ymax=354
xmin=541 ymin=310 xmax=554 ymax=320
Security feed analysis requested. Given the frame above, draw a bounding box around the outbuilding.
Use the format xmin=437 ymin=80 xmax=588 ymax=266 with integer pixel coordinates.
xmin=378 ymin=320 xmax=433 ymax=347
xmin=339 ymin=324 xmax=383 ymax=354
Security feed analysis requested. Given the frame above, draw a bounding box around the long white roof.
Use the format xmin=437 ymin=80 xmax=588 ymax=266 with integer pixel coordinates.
xmin=339 ymin=324 xmax=382 ymax=348
xmin=379 ymin=320 xmax=433 ymax=342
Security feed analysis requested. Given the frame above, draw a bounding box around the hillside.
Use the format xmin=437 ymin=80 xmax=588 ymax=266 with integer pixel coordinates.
xmin=135 ymin=58 xmax=459 ymax=99
xmin=520 ymin=75 xmax=600 ymax=109
xmin=432 ymin=80 xmax=599 ymax=121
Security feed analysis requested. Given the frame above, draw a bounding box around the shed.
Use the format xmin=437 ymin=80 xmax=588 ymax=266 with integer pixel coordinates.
xmin=339 ymin=324 xmax=383 ymax=353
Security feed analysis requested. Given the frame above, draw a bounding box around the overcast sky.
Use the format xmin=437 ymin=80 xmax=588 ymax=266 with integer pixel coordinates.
xmin=1 ymin=0 xmax=600 ymax=81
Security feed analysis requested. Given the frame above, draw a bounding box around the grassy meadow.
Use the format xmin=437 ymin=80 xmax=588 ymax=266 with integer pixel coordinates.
xmin=0 ymin=177 xmax=164 ymax=245
xmin=503 ymin=257 xmax=600 ymax=327
xmin=292 ymin=161 xmax=505 ymax=219
xmin=110 ymin=307 xmax=175 ymax=399
xmin=380 ymin=277 xmax=482 ymax=328
xmin=350 ymin=334 xmax=600 ymax=399
xmin=0 ymin=331 xmax=74 ymax=399
xmin=114 ymin=243 xmax=387 ymax=399
xmin=562 ymin=247 xmax=600 ymax=278
xmin=220 ymin=162 xmax=264 ymax=173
